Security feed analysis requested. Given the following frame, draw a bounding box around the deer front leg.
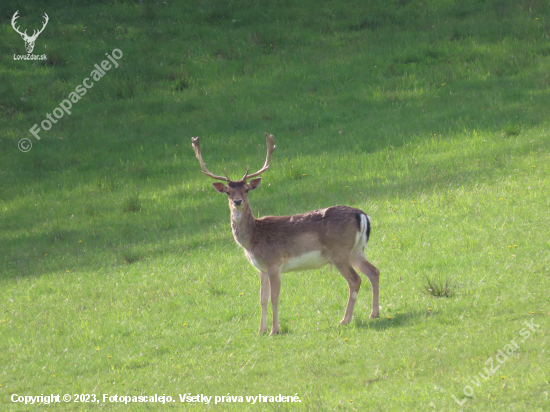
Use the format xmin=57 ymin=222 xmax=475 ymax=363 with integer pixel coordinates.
xmin=259 ymin=271 xmax=270 ymax=335
xmin=268 ymin=269 xmax=281 ymax=335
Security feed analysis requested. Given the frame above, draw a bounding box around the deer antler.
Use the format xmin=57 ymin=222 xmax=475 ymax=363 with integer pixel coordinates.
xmin=11 ymin=11 xmax=26 ymax=37
xmin=191 ymin=137 xmax=231 ymax=182
xmin=31 ymin=13 xmax=49 ymax=40
xmin=242 ymin=133 xmax=276 ymax=180
xmin=11 ymin=11 xmax=48 ymax=40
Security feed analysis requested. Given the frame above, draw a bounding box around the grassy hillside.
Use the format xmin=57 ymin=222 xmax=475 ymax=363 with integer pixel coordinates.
xmin=1 ymin=0 xmax=549 ymax=410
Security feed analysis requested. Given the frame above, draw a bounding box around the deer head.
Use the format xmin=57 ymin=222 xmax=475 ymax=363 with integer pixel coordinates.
xmin=12 ymin=11 xmax=49 ymax=54
xmin=191 ymin=133 xmax=276 ymax=210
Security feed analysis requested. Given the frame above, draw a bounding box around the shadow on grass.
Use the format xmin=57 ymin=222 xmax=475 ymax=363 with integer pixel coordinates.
xmin=1 ymin=0 xmax=549 ymax=282
xmin=1 ymin=125 xmax=546 ymax=281
xmin=353 ymin=309 xmax=445 ymax=331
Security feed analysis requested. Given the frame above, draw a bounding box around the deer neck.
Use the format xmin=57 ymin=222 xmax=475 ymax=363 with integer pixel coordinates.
xmin=230 ymin=203 xmax=255 ymax=250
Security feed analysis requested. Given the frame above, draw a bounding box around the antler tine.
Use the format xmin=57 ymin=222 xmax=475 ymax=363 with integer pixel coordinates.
xmin=244 ymin=133 xmax=276 ymax=180
xmin=240 ymin=165 xmax=250 ymax=181
xmin=11 ymin=11 xmax=26 ymax=36
xmin=191 ymin=137 xmax=230 ymax=182
xmin=33 ymin=13 xmax=49 ymax=38
xmin=223 ymin=167 xmax=231 ymax=181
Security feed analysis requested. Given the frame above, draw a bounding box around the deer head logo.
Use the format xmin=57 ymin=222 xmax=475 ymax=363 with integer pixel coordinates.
xmin=11 ymin=11 xmax=49 ymax=54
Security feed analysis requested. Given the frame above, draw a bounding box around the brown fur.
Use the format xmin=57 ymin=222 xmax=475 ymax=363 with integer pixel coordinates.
xmin=214 ymin=179 xmax=380 ymax=335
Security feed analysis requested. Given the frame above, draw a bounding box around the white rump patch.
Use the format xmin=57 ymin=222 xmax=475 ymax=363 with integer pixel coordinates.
xmin=281 ymin=250 xmax=329 ymax=273
xmin=354 ymin=213 xmax=368 ymax=251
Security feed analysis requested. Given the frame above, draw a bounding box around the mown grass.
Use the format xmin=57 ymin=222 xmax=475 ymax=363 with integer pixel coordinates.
xmin=1 ymin=0 xmax=549 ymax=411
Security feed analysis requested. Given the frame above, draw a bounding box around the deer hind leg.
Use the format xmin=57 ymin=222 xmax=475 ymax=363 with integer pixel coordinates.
xmin=333 ymin=261 xmax=362 ymax=325
xmin=259 ymin=271 xmax=270 ymax=335
xmin=352 ymin=253 xmax=380 ymax=319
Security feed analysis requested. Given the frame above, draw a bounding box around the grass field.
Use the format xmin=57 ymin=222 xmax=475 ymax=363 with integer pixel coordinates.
xmin=1 ymin=0 xmax=549 ymax=410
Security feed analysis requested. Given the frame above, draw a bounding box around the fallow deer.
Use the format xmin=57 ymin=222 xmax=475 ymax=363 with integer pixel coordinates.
xmin=192 ymin=133 xmax=379 ymax=335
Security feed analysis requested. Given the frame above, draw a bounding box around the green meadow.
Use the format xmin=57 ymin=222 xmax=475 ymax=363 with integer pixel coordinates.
xmin=1 ymin=0 xmax=549 ymax=410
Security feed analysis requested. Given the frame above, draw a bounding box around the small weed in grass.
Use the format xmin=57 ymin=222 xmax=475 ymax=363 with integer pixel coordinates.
xmin=122 ymin=193 xmax=141 ymax=213
xmin=279 ymin=321 xmax=290 ymax=335
xmin=124 ymin=254 xmax=140 ymax=264
xmin=502 ymin=123 xmax=522 ymax=137
xmin=422 ymin=274 xmax=454 ymax=297
xmin=209 ymin=286 xmax=226 ymax=296
xmin=123 ymin=245 xmax=142 ymax=264
xmin=168 ymin=70 xmax=190 ymax=91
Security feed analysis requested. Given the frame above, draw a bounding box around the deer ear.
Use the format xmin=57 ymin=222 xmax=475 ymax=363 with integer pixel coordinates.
xmin=247 ymin=177 xmax=262 ymax=191
xmin=212 ymin=182 xmax=227 ymax=194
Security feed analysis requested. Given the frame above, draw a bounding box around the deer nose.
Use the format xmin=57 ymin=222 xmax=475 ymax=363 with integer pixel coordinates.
xmin=233 ymin=199 xmax=243 ymax=206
